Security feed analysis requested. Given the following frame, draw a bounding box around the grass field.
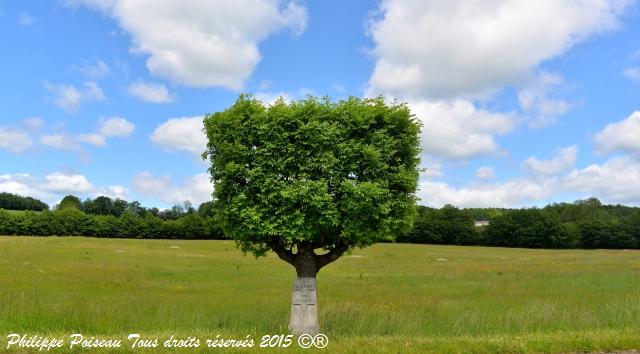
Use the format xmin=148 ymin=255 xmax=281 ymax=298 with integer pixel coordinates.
xmin=0 ymin=236 xmax=639 ymax=353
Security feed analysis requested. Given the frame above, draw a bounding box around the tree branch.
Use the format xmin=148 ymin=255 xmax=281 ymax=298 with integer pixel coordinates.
xmin=315 ymin=241 xmax=349 ymax=270
xmin=270 ymin=237 xmax=296 ymax=266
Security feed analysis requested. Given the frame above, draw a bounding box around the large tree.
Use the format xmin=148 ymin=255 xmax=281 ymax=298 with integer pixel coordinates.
xmin=203 ymin=95 xmax=420 ymax=334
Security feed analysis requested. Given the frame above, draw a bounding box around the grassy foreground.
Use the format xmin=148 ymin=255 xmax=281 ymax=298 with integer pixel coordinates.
xmin=0 ymin=237 xmax=639 ymax=353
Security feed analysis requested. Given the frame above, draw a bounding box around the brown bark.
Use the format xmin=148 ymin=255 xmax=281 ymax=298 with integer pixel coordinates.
xmin=270 ymin=237 xmax=295 ymax=266
xmin=270 ymin=238 xmax=348 ymax=274
xmin=315 ymin=241 xmax=349 ymax=270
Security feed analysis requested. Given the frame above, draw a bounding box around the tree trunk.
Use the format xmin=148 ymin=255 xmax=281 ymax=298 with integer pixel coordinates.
xmin=270 ymin=238 xmax=348 ymax=336
xmin=289 ymin=244 xmax=320 ymax=335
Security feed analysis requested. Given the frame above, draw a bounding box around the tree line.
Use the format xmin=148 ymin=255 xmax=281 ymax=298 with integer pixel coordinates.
xmin=0 ymin=193 xmax=224 ymax=239
xmin=1 ymin=192 xmax=639 ymax=249
xmin=0 ymin=192 xmax=49 ymax=211
xmin=399 ymin=198 xmax=640 ymax=249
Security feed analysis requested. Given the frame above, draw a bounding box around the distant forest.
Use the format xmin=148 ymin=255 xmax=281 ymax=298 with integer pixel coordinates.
xmin=0 ymin=192 xmax=224 ymax=240
xmin=0 ymin=192 xmax=49 ymax=211
xmin=402 ymin=198 xmax=639 ymax=249
xmin=0 ymin=193 xmax=638 ymax=249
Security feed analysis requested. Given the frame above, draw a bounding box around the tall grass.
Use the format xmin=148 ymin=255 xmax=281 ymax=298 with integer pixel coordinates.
xmin=0 ymin=237 xmax=638 ymax=353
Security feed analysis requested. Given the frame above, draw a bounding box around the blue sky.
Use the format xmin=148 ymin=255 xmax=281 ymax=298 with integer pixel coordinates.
xmin=1 ymin=0 xmax=640 ymax=209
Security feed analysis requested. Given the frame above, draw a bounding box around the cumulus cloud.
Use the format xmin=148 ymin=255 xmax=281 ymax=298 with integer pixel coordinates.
xmin=364 ymin=0 xmax=630 ymax=159
xmin=150 ymin=116 xmax=207 ymax=157
xmin=72 ymin=117 xmax=135 ymax=147
xmin=409 ymin=99 xmax=515 ymax=159
xmin=42 ymin=172 xmax=94 ymax=193
xmin=417 ymin=147 xmax=640 ymax=207
xmin=64 ymin=0 xmax=308 ymax=89
xmin=97 ymin=185 xmax=129 ymax=200
xmin=594 ymin=111 xmax=640 ymax=155
xmin=133 ymin=172 xmax=212 ymax=205
xmin=421 ymin=161 xmax=443 ymax=179
xmin=475 ymin=166 xmax=496 ymax=180
xmin=418 ymin=178 xmax=555 ymax=208
xmin=522 ymin=145 xmax=578 ymax=176
xmin=0 ymin=174 xmax=38 ymax=198
xmin=45 ymin=81 xmax=105 ymax=112
xmin=128 ymin=81 xmax=173 ymax=103
xmin=367 ymin=0 xmax=631 ymax=99
xmin=0 ymin=126 xmax=33 ymax=153
xmin=0 ymin=172 xmax=129 ymax=206
xmin=38 ymin=117 xmax=134 ymax=150
xmin=563 ymin=155 xmax=640 ymax=203
xmin=98 ymin=117 xmax=135 ymax=137
xmin=364 ymin=1 xmax=635 ymax=206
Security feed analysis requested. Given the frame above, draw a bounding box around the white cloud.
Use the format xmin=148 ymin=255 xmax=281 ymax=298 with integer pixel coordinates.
xmin=0 ymin=172 xmax=129 ymax=206
xmin=365 ymin=1 xmax=626 ymax=161
xmin=417 ymin=147 xmax=640 ymax=207
xmin=40 ymin=134 xmax=80 ymax=151
xmin=421 ymin=161 xmax=443 ymax=179
xmin=418 ymin=178 xmax=554 ymax=208
xmin=45 ymin=81 xmax=105 ymax=112
xmin=133 ymin=172 xmax=212 ymax=205
xmin=64 ymin=0 xmax=308 ymax=90
xmin=18 ymin=13 xmax=35 ymax=27
xmin=42 ymin=172 xmax=94 ymax=193
xmin=475 ymin=166 xmax=495 ymax=180
xmin=0 ymin=127 xmax=33 ymax=153
xmin=563 ymin=155 xmax=640 ymax=203
xmin=128 ymin=81 xmax=173 ymax=103
xmin=367 ymin=0 xmax=631 ymax=99
xmin=77 ymin=133 xmax=107 ymax=146
xmin=522 ymin=145 xmax=578 ymax=176
xmin=150 ymin=116 xmax=206 ymax=157
xmin=409 ymin=99 xmax=515 ymax=159
xmin=623 ymin=67 xmax=640 ymax=82
xmin=99 ymin=117 xmax=135 ymax=137
xmin=594 ymin=111 xmax=640 ymax=155
xmin=96 ymin=185 xmax=129 ymax=200
xmin=38 ymin=117 xmax=134 ymax=150
xmin=0 ymin=174 xmax=38 ymax=198
xmin=77 ymin=59 xmax=110 ymax=79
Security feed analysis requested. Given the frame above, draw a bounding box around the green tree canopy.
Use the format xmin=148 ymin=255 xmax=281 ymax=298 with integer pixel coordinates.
xmin=204 ymin=95 xmax=420 ymax=267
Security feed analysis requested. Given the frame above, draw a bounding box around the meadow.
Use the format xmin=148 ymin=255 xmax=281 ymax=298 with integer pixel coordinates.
xmin=0 ymin=236 xmax=639 ymax=353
